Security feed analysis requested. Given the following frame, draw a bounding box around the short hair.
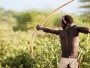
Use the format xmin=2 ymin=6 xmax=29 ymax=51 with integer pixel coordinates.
xmin=63 ymin=15 xmax=74 ymax=24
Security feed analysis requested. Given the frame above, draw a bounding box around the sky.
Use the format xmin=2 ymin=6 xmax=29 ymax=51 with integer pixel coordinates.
xmin=0 ymin=0 xmax=81 ymax=14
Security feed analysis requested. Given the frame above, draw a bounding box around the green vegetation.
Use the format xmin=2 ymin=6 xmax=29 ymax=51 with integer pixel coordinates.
xmin=0 ymin=8 xmax=90 ymax=68
xmin=79 ymin=0 xmax=90 ymax=22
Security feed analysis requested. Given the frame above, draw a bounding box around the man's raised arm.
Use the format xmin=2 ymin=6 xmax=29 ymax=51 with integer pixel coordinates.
xmin=36 ymin=25 xmax=61 ymax=35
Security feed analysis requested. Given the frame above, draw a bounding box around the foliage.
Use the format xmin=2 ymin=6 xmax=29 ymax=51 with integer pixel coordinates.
xmin=13 ymin=11 xmax=33 ymax=31
xmin=79 ymin=0 xmax=90 ymax=2
xmin=0 ymin=8 xmax=89 ymax=30
xmin=0 ymin=8 xmax=18 ymax=27
xmin=0 ymin=23 xmax=90 ymax=68
xmin=0 ymin=25 xmax=61 ymax=68
xmin=79 ymin=33 xmax=90 ymax=68
xmin=78 ymin=0 xmax=90 ymax=22
xmin=0 ymin=8 xmax=90 ymax=68
xmin=79 ymin=0 xmax=90 ymax=11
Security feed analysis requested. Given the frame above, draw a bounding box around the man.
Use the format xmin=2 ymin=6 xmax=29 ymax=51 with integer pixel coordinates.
xmin=36 ymin=15 xmax=90 ymax=68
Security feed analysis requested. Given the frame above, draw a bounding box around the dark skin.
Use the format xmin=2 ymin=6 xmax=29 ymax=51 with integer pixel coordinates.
xmin=36 ymin=22 xmax=90 ymax=58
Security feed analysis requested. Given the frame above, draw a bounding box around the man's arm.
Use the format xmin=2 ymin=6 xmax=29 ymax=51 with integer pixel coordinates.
xmin=36 ymin=25 xmax=61 ymax=35
xmin=77 ymin=26 xmax=90 ymax=34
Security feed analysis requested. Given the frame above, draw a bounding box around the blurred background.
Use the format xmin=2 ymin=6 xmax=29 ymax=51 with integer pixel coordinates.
xmin=0 ymin=0 xmax=90 ymax=68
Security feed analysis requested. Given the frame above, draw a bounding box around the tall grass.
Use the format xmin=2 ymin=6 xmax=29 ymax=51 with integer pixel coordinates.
xmin=0 ymin=24 xmax=90 ymax=68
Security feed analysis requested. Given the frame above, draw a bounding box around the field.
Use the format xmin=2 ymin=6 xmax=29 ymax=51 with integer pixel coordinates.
xmin=0 ymin=9 xmax=90 ymax=68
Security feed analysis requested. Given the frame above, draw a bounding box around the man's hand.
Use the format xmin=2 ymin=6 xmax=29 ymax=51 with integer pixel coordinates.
xmin=36 ymin=25 xmax=41 ymax=30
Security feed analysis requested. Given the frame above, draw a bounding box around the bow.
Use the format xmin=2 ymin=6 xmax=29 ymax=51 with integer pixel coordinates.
xmin=30 ymin=0 xmax=74 ymax=58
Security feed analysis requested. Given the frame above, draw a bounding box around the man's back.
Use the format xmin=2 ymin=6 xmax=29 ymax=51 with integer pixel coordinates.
xmin=59 ymin=25 xmax=79 ymax=58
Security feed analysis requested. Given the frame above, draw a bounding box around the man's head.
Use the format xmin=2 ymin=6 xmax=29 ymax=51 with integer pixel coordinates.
xmin=61 ymin=15 xmax=74 ymax=29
